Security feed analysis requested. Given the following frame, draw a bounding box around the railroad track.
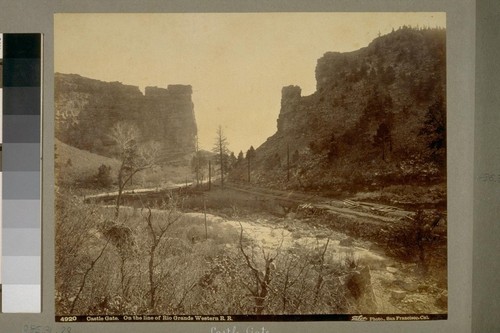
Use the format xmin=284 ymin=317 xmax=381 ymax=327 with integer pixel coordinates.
xmin=83 ymin=181 xmax=415 ymax=225
xmin=225 ymin=182 xmax=414 ymax=224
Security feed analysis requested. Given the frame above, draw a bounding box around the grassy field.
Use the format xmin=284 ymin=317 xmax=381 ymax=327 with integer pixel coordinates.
xmin=55 ymin=139 xmax=121 ymax=187
xmin=55 ymin=139 xmax=192 ymax=190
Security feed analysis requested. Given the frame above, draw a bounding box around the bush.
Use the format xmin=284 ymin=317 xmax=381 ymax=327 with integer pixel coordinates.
xmin=96 ymin=164 xmax=113 ymax=188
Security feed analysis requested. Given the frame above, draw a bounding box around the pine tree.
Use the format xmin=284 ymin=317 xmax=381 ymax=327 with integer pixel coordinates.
xmin=212 ymin=126 xmax=230 ymax=188
xmin=246 ymin=146 xmax=256 ymax=183
xmin=419 ymin=96 xmax=446 ymax=168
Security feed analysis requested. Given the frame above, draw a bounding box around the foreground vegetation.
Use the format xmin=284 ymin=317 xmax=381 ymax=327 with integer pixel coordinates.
xmin=56 ymin=188 xmax=378 ymax=315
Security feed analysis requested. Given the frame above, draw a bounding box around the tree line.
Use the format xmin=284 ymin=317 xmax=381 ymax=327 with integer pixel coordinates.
xmin=191 ymin=125 xmax=257 ymax=189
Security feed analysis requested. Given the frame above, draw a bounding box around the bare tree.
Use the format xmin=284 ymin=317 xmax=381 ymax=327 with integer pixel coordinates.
xmin=238 ymin=223 xmax=282 ymax=314
xmin=212 ymin=125 xmax=230 ymax=189
xmin=141 ymin=197 xmax=182 ymax=310
xmin=191 ymin=136 xmax=208 ymax=186
xmin=313 ymin=238 xmax=330 ymax=306
xmin=69 ymin=233 xmax=111 ymax=313
xmin=109 ymin=122 xmax=161 ymax=217
xmin=277 ymin=252 xmax=312 ymax=312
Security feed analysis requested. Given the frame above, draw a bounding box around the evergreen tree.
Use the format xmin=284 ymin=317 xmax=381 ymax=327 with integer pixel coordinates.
xmin=327 ymin=133 xmax=339 ymax=162
xmin=237 ymin=150 xmax=244 ymax=166
xmin=96 ymin=164 xmax=112 ymax=188
xmin=373 ymin=122 xmax=393 ymax=161
xmin=419 ymin=96 xmax=446 ymax=168
xmin=246 ymin=146 xmax=256 ymax=183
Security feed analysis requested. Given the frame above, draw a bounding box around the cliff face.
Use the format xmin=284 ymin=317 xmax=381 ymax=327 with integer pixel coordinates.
xmin=55 ymin=74 xmax=197 ymax=161
xmin=142 ymin=85 xmax=197 ymax=160
xmin=248 ymin=27 xmax=446 ymax=188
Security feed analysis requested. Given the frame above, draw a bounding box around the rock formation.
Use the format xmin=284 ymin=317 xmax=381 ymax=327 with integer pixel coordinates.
xmin=55 ymin=73 xmax=197 ymax=162
xmin=248 ymin=27 xmax=446 ymax=189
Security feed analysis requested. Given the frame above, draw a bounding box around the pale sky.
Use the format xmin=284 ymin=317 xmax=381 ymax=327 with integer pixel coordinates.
xmin=55 ymin=13 xmax=445 ymax=154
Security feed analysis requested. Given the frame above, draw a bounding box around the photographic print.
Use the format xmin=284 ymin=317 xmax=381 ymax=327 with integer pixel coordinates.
xmin=54 ymin=13 xmax=447 ymax=322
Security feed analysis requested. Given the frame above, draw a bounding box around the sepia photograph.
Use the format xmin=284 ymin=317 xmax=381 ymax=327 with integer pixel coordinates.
xmin=54 ymin=13 xmax=447 ymax=321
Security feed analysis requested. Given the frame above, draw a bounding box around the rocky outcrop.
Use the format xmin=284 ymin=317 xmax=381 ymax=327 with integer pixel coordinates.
xmin=277 ymin=85 xmax=302 ymax=133
xmin=275 ymin=28 xmax=445 ymax=146
xmin=250 ymin=27 xmax=446 ymax=188
xmin=142 ymin=84 xmax=197 ymax=160
xmin=55 ymin=74 xmax=197 ymax=162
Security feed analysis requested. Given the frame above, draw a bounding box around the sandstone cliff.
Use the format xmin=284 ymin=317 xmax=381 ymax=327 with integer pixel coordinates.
xmin=55 ymin=74 xmax=197 ymax=162
xmin=238 ymin=27 xmax=446 ymax=191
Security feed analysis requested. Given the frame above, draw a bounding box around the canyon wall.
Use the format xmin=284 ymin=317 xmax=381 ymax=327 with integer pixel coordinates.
xmin=55 ymin=73 xmax=197 ymax=162
xmin=246 ymin=27 xmax=446 ymax=188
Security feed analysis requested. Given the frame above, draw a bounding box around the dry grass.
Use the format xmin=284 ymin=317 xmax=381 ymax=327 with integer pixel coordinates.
xmin=55 ymin=138 xmax=193 ymax=189
xmin=55 ymin=139 xmax=121 ymax=186
xmin=56 ymin=192 xmax=365 ymax=316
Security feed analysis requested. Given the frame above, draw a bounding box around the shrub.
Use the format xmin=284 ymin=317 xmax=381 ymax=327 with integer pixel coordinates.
xmin=96 ymin=164 xmax=113 ymax=188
